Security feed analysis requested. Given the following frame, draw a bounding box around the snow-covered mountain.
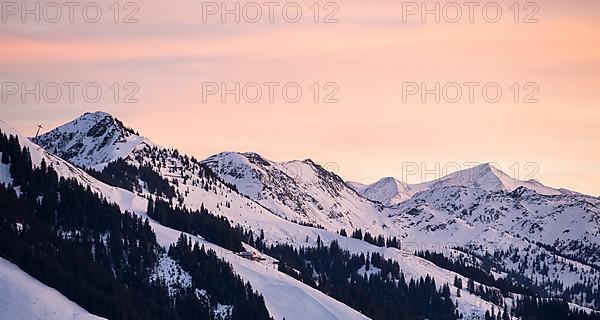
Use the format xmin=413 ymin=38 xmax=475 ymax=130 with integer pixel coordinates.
xmin=33 ymin=111 xmax=147 ymax=170
xmin=350 ymin=163 xmax=564 ymax=206
xmin=28 ymin=111 xmax=600 ymax=317
xmin=348 ymin=177 xmax=414 ymax=206
xmin=387 ymin=185 xmax=600 ymax=289
xmin=36 ymin=114 xmax=388 ymax=232
xmin=417 ymin=163 xmax=563 ymax=195
xmin=202 ymin=151 xmax=388 ymax=232
xmin=347 ymin=165 xmax=600 ymax=285
xmin=346 ymin=170 xmax=600 ymax=294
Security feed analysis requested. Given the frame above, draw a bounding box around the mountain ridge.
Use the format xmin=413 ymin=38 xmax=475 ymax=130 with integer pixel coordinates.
xmin=350 ymin=162 xmax=565 ymax=206
xmin=28 ymin=111 xmax=600 ymax=316
xmin=35 ymin=111 xmax=570 ymax=200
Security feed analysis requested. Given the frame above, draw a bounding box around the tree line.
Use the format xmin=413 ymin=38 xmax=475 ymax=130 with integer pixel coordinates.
xmin=86 ymin=158 xmax=176 ymax=198
xmin=146 ymin=199 xmax=245 ymax=252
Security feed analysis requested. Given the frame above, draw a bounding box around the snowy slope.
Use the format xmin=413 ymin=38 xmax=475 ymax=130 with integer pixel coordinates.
xmin=388 ymin=185 xmax=600 ymax=265
xmin=345 ymin=181 xmax=366 ymax=191
xmin=0 ymin=257 xmax=105 ymax=320
xmin=144 ymin=212 xmax=372 ymax=320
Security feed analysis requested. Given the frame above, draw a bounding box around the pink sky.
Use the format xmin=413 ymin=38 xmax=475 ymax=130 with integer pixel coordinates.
xmin=1 ymin=0 xmax=599 ymax=195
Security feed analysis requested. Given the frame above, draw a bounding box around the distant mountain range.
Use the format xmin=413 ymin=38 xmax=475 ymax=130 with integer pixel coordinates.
xmin=348 ymin=162 xmax=572 ymax=207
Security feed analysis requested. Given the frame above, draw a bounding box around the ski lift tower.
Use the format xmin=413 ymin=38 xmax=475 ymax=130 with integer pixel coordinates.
xmin=34 ymin=124 xmax=43 ymax=139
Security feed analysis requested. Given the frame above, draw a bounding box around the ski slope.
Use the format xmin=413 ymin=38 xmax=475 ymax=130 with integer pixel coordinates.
xmin=0 ymin=257 xmax=105 ymax=320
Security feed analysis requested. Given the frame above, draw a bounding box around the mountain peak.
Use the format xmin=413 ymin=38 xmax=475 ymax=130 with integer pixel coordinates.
xmin=441 ymin=162 xmax=506 ymax=187
xmin=352 ymin=162 xmax=564 ymax=206
xmin=240 ymin=152 xmax=272 ymax=166
xmin=348 ymin=176 xmax=413 ymax=206
xmin=76 ymin=111 xmax=138 ymax=135
xmin=476 ymin=162 xmax=505 ymax=175
xmin=422 ymin=162 xmax=563 ymax=195
xmin=203 ymin=150 xmax=382 ymax=230
xmin=33 ymin=112 xmax=145 ymax=168
xmin=474 ymin=162 xmax=498 ymax=171
xmin=81 ymin=110 xmax=112 ymax=119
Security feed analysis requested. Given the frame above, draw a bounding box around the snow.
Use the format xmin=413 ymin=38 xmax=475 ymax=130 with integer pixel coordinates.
xmin=202 ymin=152 xmax=265 ymax=198
xmin=195 ymin=157 xmax=600 ymax=316
xmin=152 ymin=254 xmax=192 ymax=296
xmin=353 ymin=163 xmax=563 ymax=206
xmin=345 ymin=181 xmax=366 ymax=191
xmin=221 ymin=253 xmax=369 ymax=320
xmin=0 ymin=161 xmax=12 ymax=185
xmin=0 ymin=257 xmax=105 ymax=320
xmin=33 ymin=111 xmax=148 ymax=169
xmin=570 ymin=302 xmax=598 ymax=314
xmin=203 ymin=151 xmax=389 ymax=233
xmin=349 ymin=177 xmax=413 ymax=206
xmin=357 ymin=265 xmax=381 ymax=277
xmin=214 ymin=304 xmax=233 ymax=320
xmin=11 ymin=113 xmax=600 ymax=318
xmin=410 ymin=163 xmax=563 ymax=196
